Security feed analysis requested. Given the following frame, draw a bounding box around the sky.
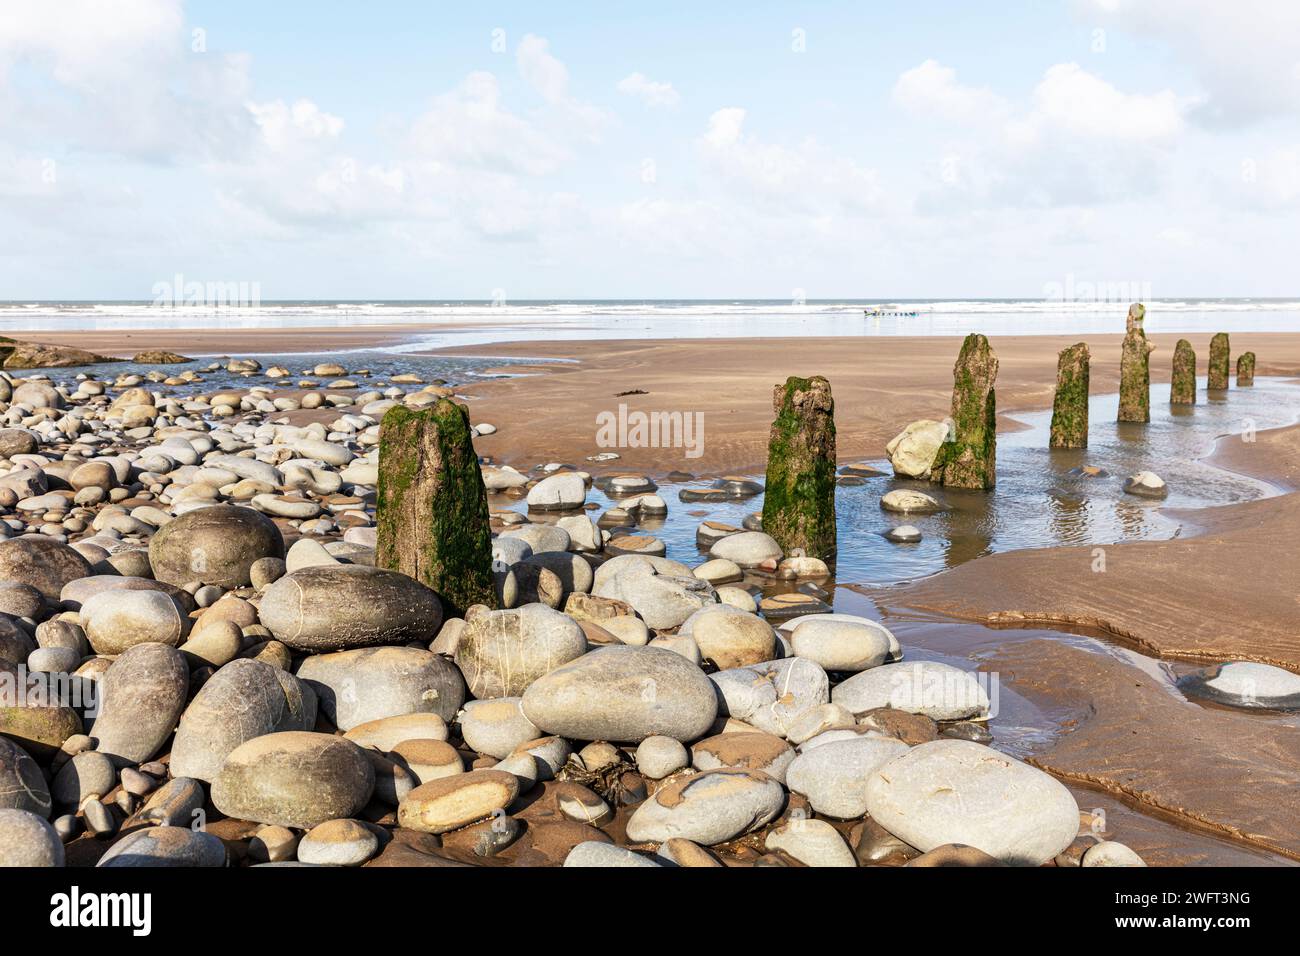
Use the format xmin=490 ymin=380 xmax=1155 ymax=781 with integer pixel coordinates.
xmin=0 ymin=0 xmax=1297 ymax=301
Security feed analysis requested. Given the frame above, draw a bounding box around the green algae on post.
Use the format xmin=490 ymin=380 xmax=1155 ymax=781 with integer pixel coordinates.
xmin=376 ymin=399 xmax=496 ymax=617
xmin=1236 ymin=351 xmax=1255 ymax=387
xmin=761 ymin=375 xmax=837 ymax=562
xmin=931 ymin=333 xmax=998 ymax=490
xmin=1049 ymin=342 xmax=1089 ymax=449
xmin=1171 ymin=339 xmax=1197 ymax=405
xmin=1118 ymin=303 xmax=1154 ymax=423
xmin=1208 ymin=332 xmax=1230 ymax=390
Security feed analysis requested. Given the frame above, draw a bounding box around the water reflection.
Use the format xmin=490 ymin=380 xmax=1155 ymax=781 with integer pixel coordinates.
xmin=513 ymin=376 xmax=1299 ymax=587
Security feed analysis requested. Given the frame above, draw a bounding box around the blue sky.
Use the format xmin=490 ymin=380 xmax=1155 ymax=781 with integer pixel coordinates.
xmin=1 ymin=1 xmax=1297 ymax=299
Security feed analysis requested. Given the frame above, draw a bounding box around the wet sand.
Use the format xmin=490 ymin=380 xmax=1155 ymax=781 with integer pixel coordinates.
xmin=868 ymin=411 xmax=1300 ymax=862
xmin=437 ymin=333 xmax=1300 ymax=477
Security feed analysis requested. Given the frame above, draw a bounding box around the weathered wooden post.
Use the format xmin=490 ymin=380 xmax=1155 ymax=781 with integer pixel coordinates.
xmin=1236 ymin=351 xmax=1255 ymax=387
xmin=1049 ymin=342 xmax=1089 ymax=449
xmin=1208 ymin=332 xmax=1230 ymax=390
xmin=761 ymin=375 xmax=837 ymax=561
xmin=1171 ymin=339 xmax=1197 ymax=405
xmin=931 ymin=333 xmax=998 ymax=489
xmin=1118 ymin=303 xmax=1154 ymax=423
xmin=377 ymin=399 xmax=496 ymax=616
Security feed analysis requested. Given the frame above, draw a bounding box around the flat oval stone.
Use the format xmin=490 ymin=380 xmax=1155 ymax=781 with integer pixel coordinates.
xmin=707 ymin=531 xmax=782 ymax=568
xmin=297 ymin=646 xmax=466 ymax=730
xmin=691 ymin=732 xmax=796 ymax=784
xmin=788 ymin=616 xmax=893 ymax=672
xmin=624 ymin=768 xmax=785 ymax=846
xmin=880 ymin=489 xmax=942 ymax=514
xmin=260 ymin=565 xmax=444 ymax=651
xmin=343 ymin=713 xmax=450 ymax=752
xmin=564 ymin=841 xmax=661 ymax=867
xmin=832 ymin=661 xmax=989 ymax=720
xmin=865 ymin=739 xmax=1079 ymax=866
xmin=1181 ymin=661 xmax=1300 ymax=710
xmin=397 ymin=768 xmax=519 ymax=834
xmin=212 ymin=731 xmax=375 ymax=829
xmin=297 ymin=818 xmax=379 ymax=866
xmin=522 ymin=645 xmax=718 ymax=743
xmin=80 ymin=588 xmax=189 ymax=655
xmin=457 ymin=698 xmax=540 ymax=759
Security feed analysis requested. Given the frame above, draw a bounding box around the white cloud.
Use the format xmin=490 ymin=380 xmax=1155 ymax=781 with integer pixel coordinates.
xmin=892 ymin=60 xmax=1009 ymax=124
xmin=896 ymin=59 xmax=1192 ymax=207
xmin=1077 ymin=0 xmax=1300 ymax=126
xmin=1024 ymin=63 xmax=1187 ymax=142
xmin=516 ymin=34 xmax=569 ymax=104
xmin=616 ymin=72 xmax=680 ymax=108
xmin=249 ymin=99 xmax=344 ymax=154
xmin=698 ymin=108 xmax=881 ymax=214
xmin=409 ymin=71 xmax=569 ymax=177
xmin=0 ymin=0 xmax=254 ymax=161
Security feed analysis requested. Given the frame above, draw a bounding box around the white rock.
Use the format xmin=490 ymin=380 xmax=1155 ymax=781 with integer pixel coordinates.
xmin=865 ymin=739 xmax=1080 ymax=866
xmin=832 ymin=660 xmax=989 ymax=720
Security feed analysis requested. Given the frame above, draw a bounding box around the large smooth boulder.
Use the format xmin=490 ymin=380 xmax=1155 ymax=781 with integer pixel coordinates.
xmin=865 ymin=739 xmax=1079 ymax=866
xmin=297 ymin=646 xmax=466 ymax=730
xmin=79 ymin=589 xmax=189 ymax=655
xmin=0 ymin=538 xmax=92 ymax=601
xmin=522 ymin=645 xmax=718 ymax=743
xmin=260 ymin=565 xmax=443 ymax=651
xmin=885 ymin=419 xmax=950 ymax=478
xmin=453 ymin=604 xmax=587 ymax=699
xmin=170 ymin=659 xmax=317 ymax=782
xmin=90 ymin=643 xmax=189 ymax=764
xmin=211 ymin=731 xmax=375 ymax=829
xmin=149 ymin=504 xmax=284 ymax=589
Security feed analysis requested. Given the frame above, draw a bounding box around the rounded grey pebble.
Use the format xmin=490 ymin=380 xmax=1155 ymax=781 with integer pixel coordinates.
xmin=82 ymin=799 xmax=116 ymax=838
xmin=0 ymin=809 xmax=65 ymax=866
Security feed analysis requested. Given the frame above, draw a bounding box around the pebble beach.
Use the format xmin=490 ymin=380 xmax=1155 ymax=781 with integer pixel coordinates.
xmin=0 ymin=308 xmax=1297 ymax=870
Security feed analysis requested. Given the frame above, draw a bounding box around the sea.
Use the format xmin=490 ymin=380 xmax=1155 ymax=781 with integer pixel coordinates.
xmin=1 ymin=299 xmax=1298 ymax=354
